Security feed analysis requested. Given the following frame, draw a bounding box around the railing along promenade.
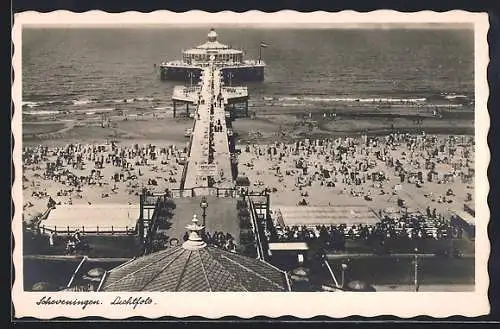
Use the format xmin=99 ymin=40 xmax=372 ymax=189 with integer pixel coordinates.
xmin=247 ymin=195 xmax=265 ymax=261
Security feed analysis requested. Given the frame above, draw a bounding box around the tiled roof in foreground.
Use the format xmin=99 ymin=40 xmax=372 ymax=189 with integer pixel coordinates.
xmin=99 ymin=246 xmax=290 ymax=292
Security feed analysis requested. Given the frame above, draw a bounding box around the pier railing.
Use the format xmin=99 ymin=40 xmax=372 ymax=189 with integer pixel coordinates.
xmin=247 ymin=196 xmax=265 ymax=261
xmin=143 ymin=193 xmax=171 ymax=206
xmin=142 ymin=195 xmax=166 ymax=255
xmin=172 ymin=187 xmax=238 ymax=198
xmin=144 ymin=187 xmax=242 ymax=199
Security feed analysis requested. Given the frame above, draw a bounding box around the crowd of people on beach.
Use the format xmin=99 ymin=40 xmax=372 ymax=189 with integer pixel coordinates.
xmin=241 ymin=133 xmax=474 ymax=209
xmin=22 ymin=142 xmax=186 ymax=207
xmin=239 ymin=133 xmax=474 ymax=251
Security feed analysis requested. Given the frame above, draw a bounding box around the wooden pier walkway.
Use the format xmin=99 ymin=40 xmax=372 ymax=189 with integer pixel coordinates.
xmin=181 ymin=62 xmax=235 ymax=190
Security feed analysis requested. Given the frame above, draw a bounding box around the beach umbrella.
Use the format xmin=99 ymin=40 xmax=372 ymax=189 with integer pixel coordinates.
xmin=82 ymin=267 xmax=105 ymax=282
xmin=289 ymin=267 xmax=314 ymax=292
xmin=32 ymin=281 xmax=51 ymax=291
xmin=87 ymin=267 xmax=105 ymax=278
xmin=347 ymin=280 xmax=376 ymax=292
xmin=290 ymin=266 xmax=311 ymax=282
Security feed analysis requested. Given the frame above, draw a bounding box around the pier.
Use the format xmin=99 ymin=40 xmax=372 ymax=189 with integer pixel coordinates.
xmin=172 ymin=83 xmax=249 ymax=118
xmin=179 ymin=59 xmax=239 ymax=191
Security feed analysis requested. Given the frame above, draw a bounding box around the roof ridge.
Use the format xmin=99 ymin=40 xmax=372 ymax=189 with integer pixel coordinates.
xmin=207 ymin=248 xmax=248 ymax=292
xmin=197 ymin=250 xmax=212 ymax=292
xmin=140 ymin=248 xmax=187 ymax=291
xmin=253 ymin=256 xmax=289 ymax=276
xmin=174 ymin=250 xmax=193 ymax=291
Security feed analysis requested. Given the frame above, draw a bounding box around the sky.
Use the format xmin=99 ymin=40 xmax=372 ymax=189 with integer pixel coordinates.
xmin=22 ymin=22 xmax=474 ymax=29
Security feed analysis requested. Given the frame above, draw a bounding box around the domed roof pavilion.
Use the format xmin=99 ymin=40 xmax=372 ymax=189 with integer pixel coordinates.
xmin=98 ymin=215 xmax=290 ymax=292
xmin=182 ymin=29 xmax=244 ymax=65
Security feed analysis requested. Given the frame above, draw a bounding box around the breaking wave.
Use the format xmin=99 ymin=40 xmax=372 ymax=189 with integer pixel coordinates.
xmin=111 ymin=97 xmax=157 ymax=103
xmin=72 ymin=98 xmax=97 ymax=106
xmin=23 ymin=110 xmax=60 ymax=115
xmin=22 ymin=96 xmax=161 ymax=110
xmin=276 ymin=96 xmax=428 ymax=103
xmin=444 ymin=94 xmax=468 ymax=100
xmin=80 ymin=107 xmax=115 ymax=113
xmin=22 ymin=101 xmax=40 ymax=108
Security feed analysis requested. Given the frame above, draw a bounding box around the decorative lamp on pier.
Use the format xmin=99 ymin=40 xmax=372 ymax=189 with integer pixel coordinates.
xmin=199 ymin=196 xmax=209 ymax=227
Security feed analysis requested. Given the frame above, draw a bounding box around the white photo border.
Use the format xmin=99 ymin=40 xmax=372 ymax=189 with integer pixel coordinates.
xmin=11 ymin=10 xmax=490 ymax=319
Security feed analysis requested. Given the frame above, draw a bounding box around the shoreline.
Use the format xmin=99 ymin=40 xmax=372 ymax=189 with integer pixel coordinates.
xmin=22 ymin=112 xmax=474 ymax=146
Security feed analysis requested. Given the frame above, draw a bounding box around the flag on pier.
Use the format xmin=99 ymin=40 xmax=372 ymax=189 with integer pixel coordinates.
xmin=259 ymin=42 xmax=268 ymax=63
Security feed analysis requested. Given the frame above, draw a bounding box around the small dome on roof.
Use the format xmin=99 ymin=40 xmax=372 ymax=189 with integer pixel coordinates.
xmin=208 ymin=29 xmax=217 ymax=41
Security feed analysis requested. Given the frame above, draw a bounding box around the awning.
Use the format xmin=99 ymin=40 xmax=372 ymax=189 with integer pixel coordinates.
xmin=274 ymin=205 xmax=379 ymax=227
xmin=40 ymin=204 xmax=139 ymax=233
xmin=268 ymin=242 xmax=309 ymax=251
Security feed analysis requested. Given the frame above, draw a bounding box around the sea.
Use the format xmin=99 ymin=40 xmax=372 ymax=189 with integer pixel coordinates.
xmin=21 ymin=27 xmax=474 ymax=115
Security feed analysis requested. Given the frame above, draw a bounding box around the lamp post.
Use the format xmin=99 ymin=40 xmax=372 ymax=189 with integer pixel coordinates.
xmin=200 ymin=196 xmax=208 ymax=228
xmin=188 ymin=72 xmax=193 ymax=88
xmin=341 ymin=263 xmax=348 ymax=289
xmin=414 ymin=247 xmax=419 ymax=292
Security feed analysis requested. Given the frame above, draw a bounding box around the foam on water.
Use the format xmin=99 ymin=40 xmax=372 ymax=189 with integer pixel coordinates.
xmin=110 ymin=97 xmax=157 ymax=103
xmin=22 ymin=101 xmax=40 ymax=108
xmin=82 ymin=107 xmax=115 ymax=112
xmin=72 ymin=99 xmax=97 ymax=106
xmin=445 ymin=95 xmax=468 ymax=100
xmin=23 ymin=100 xmax=72 ymax=107
xmin=135 ymin=97 xmax=156 ymax=102
xmin=23 ymin=110 xmax=59 ymax=115
xmin=280 ymin=103 xmax=302 ymax=107
xmin=278 ymin=96 xmax=428 ymax=103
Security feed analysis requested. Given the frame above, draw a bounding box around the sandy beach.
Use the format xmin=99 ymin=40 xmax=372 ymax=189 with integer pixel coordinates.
xmin=237 ymin=135 xmax=474 ymax=218
xmin=22 ymin=109 xmax=475 ymax=231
